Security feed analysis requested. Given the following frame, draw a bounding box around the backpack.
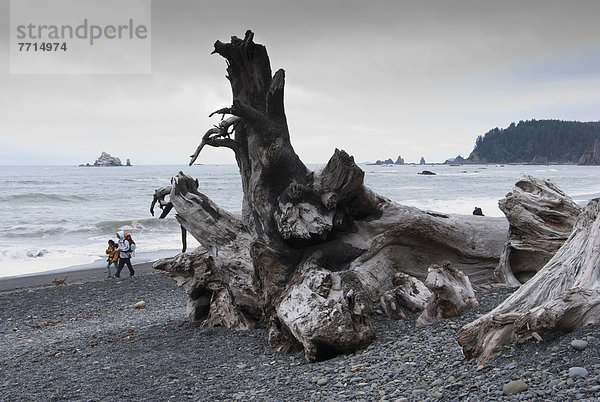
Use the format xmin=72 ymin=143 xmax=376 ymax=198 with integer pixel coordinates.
xmin=124 ymin=233 xmax=136 ymax=252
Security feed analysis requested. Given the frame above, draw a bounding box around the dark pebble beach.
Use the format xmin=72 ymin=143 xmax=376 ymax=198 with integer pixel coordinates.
xmin=1 ymin=267 xmax=599 ymax=401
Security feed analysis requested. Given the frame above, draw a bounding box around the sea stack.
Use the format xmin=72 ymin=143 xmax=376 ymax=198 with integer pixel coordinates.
xmin=80 ymin=152 xmax=127 ymax=167
xmin=94 ymin=152 xmax=122 ymax=166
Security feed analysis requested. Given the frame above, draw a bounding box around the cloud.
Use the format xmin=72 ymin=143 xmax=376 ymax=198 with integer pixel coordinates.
xmin=1 ymin=0 xmax=600 ymax=165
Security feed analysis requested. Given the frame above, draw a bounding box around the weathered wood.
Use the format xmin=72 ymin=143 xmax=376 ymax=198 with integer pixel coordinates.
xmin=275 ymin=267 xmax=375 ymax=362
xmin=495 ymin=176 xmax=582 ymax=286
xmin=415 ymin=261 xmax=478 ymax=327
xmin=458 ymin=198 xmax=600 ymax=366
xmin=152 ymin=31 xmax=508 ymax=362
xmin=150 ymin=185 xmax=187 ymax=251
xmin=150 ymin=186 xmax=173 ymax=219
xmin=153 ymin=247 xmax=258 ymax=328
xmin=379 ymin=272 xmax=431 ymax=320
xmin=189 ymin=116 xmax=241 ymax=166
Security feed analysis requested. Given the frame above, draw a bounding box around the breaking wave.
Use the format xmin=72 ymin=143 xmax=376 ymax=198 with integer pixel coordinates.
xmin=94 ymin=217 xmax=181 ymax=235
xmin=0 ymin=193 xmax=88 ymax=203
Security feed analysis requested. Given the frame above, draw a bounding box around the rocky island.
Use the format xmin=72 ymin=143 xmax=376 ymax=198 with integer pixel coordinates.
xmin=79 ymin=152 xmax=131 ymax=167
xmin=367 ymin=155 xmax=405 ymax=165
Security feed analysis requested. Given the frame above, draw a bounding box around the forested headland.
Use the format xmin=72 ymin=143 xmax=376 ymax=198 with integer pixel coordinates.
xmin=466 ymin=120 xmax=600 ymax=164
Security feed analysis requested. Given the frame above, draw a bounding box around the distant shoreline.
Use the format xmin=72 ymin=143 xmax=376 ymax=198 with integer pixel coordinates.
xmin=364 ymin=162 xmax=597 ymax=166
xmin=1 ymin=162 xmax=599 ymax=168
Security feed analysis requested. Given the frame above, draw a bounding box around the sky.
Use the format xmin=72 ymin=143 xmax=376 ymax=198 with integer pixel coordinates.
xmin=1 ymin=0 xmax=600 ymax=165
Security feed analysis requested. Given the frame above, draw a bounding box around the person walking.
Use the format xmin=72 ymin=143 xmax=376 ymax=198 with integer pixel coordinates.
xmin=105 ymin=239 xmax=119 ymax=278
xmin=115 ymin=230 xmax=135 ymax=277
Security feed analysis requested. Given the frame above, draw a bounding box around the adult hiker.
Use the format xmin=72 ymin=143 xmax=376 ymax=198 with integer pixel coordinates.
xmin=115 ymin=230 xmax=135 ymax=277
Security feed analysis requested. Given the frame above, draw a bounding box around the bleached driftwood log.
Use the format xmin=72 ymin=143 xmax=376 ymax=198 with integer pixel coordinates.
xmin=379 ymin=272 xmax=431 ymax=320
xmin=415 ymin=261 xmax=479 ymax=327
xmin=458 ymin=198 xmax=600 ymax=366
xmin=495 ymin=176 xmax=582 ymax=286
xmin=152 ymin=31 xmax=508 ymax=362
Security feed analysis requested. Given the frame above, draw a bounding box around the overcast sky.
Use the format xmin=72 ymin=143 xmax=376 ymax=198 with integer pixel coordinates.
xmin=1 ymin=0 xmax=600 ymax=165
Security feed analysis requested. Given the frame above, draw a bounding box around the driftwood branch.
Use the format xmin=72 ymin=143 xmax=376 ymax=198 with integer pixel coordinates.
xmin=150 ymin=185 xmax=187 ymax=252
xmin=150 ymin=186 xmax=173 ymax=219
xmin=189 ymin=116 xmax=242 ymax=165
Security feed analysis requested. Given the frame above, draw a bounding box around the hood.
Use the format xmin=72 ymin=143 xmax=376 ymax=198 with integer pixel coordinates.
xmin=117 ymin=231 xmax=125 ymax=239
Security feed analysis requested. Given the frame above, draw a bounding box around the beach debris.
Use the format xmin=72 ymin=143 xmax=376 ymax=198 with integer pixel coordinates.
xmin=52 ymin=277 xmax=67 ymax=286
xmin=32 ymin=315 xmax=92 ymax=329
xmin=150 ymin=30 xmax=508 ymax=363
xmin=495 ymin=175 xmax=582 ymax=286
xmin=416 ymin=262 xmax=478 ymax=327
xmin=351 ymin=363 xmax=367 ymax=371
xmin=134 ymin=300 xmax=146 ymax=309
xmin=275 ymin=268 xmax=375 ymax=362
xmin=26 ymin=249 xmax=48 ymax=258
xmin=459 ymin=198 xmax=600 ymax=366
xmin=379 ymin=272 xmax=431 ymax=320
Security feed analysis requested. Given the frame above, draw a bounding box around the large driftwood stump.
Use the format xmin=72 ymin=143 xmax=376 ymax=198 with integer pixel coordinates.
xmin=153 ymin=31 xmax=508 ymax=362
xmin=458 ymin=198 xmax=600 ymax=366
xmin=494 ymin=176 xmax=582 ymax=286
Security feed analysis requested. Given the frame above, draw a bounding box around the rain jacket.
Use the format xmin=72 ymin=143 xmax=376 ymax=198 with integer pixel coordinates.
xmin=117 ymin=230 xmax=132 ymax=259
xmin=106 ymin=243 xmax=119 ymax=262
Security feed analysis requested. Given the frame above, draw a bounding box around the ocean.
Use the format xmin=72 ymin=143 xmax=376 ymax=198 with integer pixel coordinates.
xmin=1 ymin=163 xmax=599 ymax=279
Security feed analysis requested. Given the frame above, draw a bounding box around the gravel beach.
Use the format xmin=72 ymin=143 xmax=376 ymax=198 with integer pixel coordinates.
xmin=1 ymin=269 xmax=599 ymax=401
